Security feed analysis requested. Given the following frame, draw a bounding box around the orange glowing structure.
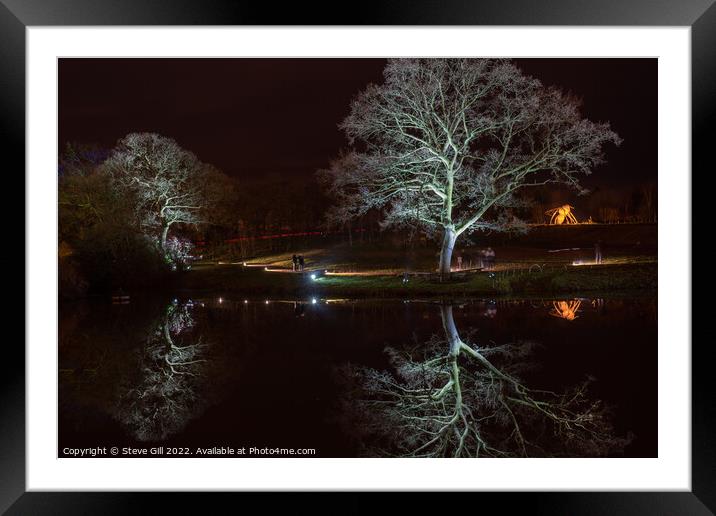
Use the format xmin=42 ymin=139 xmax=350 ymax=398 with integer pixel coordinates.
xmin=545 ymin=204 xmax=578 ymax=225
xmin=549 ymin=300 xmax=582 ymax=321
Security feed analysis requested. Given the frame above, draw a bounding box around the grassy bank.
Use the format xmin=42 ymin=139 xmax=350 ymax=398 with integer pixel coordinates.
xmin=198 ymin=225 xmax=657 ymax=278
xmin=175 ymin=261 xmax=657 ymax=299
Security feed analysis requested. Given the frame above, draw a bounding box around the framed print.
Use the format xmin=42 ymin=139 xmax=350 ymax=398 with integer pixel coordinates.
xmin=4 ymin=0 xmax=708 ymax=513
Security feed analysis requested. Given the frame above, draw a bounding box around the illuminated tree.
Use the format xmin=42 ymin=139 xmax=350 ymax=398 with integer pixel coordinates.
xmin=102 ymin=133 xmax=211 ymax=261
xmin=322 ymin=59 xmax=620 ymax=276
xmin=339 ymin=304 xmax=629 ymax=457
xmin=58 ymin=142 xmax=167 ymax=291
xmin=114 ymin=300 xmax=210 ymax=441
xmin=58 ymin=142 xmax=118 ymax=241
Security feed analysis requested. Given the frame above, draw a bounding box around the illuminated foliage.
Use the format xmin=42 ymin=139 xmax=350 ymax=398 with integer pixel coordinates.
xmin=322 ymin=59 xmax=621 ymax=275
xmin=162 ymin=236 xmax=195 ymax=270
xmin=340 ymin=305 xmax=629 ymax=458
xmin=102 ymin=133 xmax=218 ymax=264
xmin=58 ymin=143 xmax=165 ymax=292
xmin=114 ymin=301 xmax=210 ymax=441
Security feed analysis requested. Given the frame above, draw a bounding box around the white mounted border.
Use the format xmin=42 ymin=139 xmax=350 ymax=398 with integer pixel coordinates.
xmin=26 ymin=26 xmax=690 ymax=491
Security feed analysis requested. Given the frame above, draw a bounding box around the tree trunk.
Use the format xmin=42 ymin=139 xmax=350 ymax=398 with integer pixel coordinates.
xmin=161 ymin=224 xmax=170 ymax=253
xmin=163 ymin=320 xmax=174 ymax=349
xmin=438 ymin=226 xmax=457 ymax=279
xmin=440 ymin=304 xmax=462 ymax=357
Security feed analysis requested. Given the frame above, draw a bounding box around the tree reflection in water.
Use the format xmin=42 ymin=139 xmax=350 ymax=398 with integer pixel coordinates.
xmin=341 ymin=304 xmax=630 ymax=458
xmin=113 ymin=300 xmax=210 ymax=442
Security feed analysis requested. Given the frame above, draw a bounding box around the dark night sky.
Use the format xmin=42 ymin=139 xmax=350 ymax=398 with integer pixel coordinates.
xmin=58 ymin=58 xmax=656 ymax=189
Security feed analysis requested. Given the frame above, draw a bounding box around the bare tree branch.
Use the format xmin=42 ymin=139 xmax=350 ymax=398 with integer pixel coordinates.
xmin=321 ymin=59 xmax=621 ymax=274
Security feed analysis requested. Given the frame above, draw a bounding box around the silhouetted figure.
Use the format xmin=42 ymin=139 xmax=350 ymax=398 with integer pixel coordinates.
xmin=595 ymin=241 xmax=603 ymax=264
xmin=298 ymin=255 xmax=305 ymax=271
xmin=456 ymin=253 xmax=463 ymax=270
xmin=292 ymin=254 xmax=298 ymax=272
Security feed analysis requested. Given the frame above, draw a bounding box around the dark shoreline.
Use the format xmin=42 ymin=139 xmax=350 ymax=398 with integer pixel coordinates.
xmin=61 ymin=262 xmax=657 ymax=302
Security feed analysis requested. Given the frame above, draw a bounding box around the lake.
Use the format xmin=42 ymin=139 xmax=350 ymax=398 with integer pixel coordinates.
xmin=59 ymin=294 xmax=656 ymax=458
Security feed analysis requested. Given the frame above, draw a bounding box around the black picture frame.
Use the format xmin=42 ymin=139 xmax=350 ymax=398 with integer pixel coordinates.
xmin=4 ymin=1 xmax=707 ymax=513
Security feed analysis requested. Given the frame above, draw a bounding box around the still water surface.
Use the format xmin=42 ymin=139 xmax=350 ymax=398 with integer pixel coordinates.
xmin=59 ymin=295 xmax=656 ymax=457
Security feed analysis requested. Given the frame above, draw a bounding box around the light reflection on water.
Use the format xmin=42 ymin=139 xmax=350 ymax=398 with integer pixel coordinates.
xmin=59 ymin=295 xmax=656 ymax=458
